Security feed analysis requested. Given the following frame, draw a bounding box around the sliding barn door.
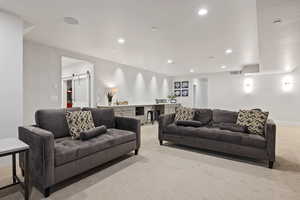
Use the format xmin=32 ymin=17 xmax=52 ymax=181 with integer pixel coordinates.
xmin=72 ymin=74 xmax=91 ymax=107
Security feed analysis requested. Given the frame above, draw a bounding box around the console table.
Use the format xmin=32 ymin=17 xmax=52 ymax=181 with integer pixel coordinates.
xmin=0 ymin=138 xmax=30 ymax=200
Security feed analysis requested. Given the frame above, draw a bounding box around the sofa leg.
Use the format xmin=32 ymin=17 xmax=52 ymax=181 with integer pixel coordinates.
xmin=134 ymin=149 xmax=139 ymax=155
xmin=268 ymin=161 xmax=274 ymax=169
xmin=43 ymin=187 xmax=50 ymax=198
xmin=159 ymin=140 xmax=163 ymax=145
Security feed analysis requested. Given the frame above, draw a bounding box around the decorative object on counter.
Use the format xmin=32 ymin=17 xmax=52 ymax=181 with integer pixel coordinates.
xmin=156 ymin=99 xmax=168 ymax=104
xmin=116 ymin=100 xmax=129 ymax=105
xmin=167 ymin=94 xmax=177 ymax=103
xmin=174 ymin=90 xmax=181 ymax=97
xmin=182 ymin=89 xmax=189 ymax=97
xmin=174 ymin=81 xmax=181 ymax=89
xmin=170 ymin=99 xmax=177 ymax=103
xmin=182 ymin=81 xmax=189 ymax=88
xmin=106 ymin=87 xmax=118 ymax=106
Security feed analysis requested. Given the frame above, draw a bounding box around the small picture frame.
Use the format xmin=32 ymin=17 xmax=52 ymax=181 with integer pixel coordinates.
xmin=182 ymin=89 xmax=189 ymax=97
xmin=174 ymin=90 xmax=181 ymax=97
xmin=182 ymin=81 xmax=189 ymax=89
xmin=174 ymin=82 xmax=181 ymax=89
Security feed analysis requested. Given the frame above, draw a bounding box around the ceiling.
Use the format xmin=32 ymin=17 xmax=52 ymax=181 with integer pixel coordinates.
xmin=61 ymin=56 xmax=91 ymax=68
xmin=257 ymin=0 xmax=300 ymax=73
xmin=0 ymin=0 xmax=294 ymax=76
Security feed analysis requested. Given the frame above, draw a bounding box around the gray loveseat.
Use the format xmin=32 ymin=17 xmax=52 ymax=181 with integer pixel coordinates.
xmin=19 ymin=107 xmax=141 ymax=197
xmin=159 ymin=109 xmax=276 ymax=168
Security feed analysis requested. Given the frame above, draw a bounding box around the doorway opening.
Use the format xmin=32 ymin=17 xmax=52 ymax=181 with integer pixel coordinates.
xmin=192 ymin=78 xmax=208 ymax=108
xmin=193 ymin=84 xmax=197 ymax=108
xmin=61 ymin=56 xmax=94 ymax=108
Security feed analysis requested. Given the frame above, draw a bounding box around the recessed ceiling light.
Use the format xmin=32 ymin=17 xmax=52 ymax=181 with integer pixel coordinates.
xmin=225 ymin=49 xmax=233 ymax=54
xmin=198 ymin=8 xmax=208 ymax=16
xmin=167 ymin=59 xmax=174 ymax=64
xmin=221 ymin=65 xmax=227 ymax=69
xmin=117 ymin=38 xmax=125 ymax=44
xmin=64 ymin=17 xmax=79 ymax=25
xmin=190 ymin=69 xmax=195 ymax=73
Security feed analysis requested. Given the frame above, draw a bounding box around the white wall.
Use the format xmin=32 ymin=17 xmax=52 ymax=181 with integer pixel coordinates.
xmin=0 ymin=12 xmax=23 ymax=138
xmin=0 ymin=12 xmax=23 ymax=166
xmin=173 ymin=70 xmax=300 ymax=125
xmin=170 ymin=77 xmax=208 ymax=108
xmin=23 ymin=41 xmax=170 ymax=124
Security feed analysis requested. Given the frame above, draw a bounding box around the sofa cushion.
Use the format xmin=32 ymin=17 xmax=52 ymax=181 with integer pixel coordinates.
xmin=193 ymin=127 xmax=244 ymax=144
xmin=175 ymin=120 xmax=205 ymax=127
xmin=35 ymin=107 xmax=81 ymax=138
xmin=164 ymin=124 xmax=220 ymax=140
xmin=82 ymin=108 xmax=115 ymax=128
xmin=212 ymin=122 xmax=247 ymax=133
xmin=241 ymin=134 xmax=266 ymax=148
xmin=66 ymin=111 xmax=95 ymax=139
xmin=164 ymin=123 xmax=267 ymax=148
xmin=54 ymin=128 xmax=136 ymax=166
xmin=165 ymin=124 xmax=267 ymax=147
xmin=212 ymin=109 xmax=238 ymax=124
xmin=175 ymin=106 xmax=194 ymax=121
xmin=216 ymin=130 xmax=243 ymax=144
xmin=193 ymin=109 xmax=212 ymax=124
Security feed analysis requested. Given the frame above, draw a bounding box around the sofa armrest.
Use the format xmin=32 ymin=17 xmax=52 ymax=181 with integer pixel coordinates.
xmin=18 ymin=126 xmax=55 ymax=188
xmin=159 ymin=113 xmax=175 ymax=140
xmin=264 ymin=119 xmax=276 ymax=162
xmin=115 ymin=117 xmax=141 ymax=149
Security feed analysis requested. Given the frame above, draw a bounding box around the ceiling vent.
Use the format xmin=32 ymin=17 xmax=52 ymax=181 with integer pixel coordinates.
xmin=230 ymin=70 xmax=242 ymax=75
xmin=229 ymin=64 xmax=260 ymax=75
xmin=242 ymin=64 xmax=260 ymax=74
xmin=64 ymin=17 xmax=79 ymax=25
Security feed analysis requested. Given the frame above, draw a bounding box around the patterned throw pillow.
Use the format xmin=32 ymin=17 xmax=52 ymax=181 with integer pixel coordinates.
xmin=66 ymin=111 xmax=95 ymax=139
xmin=236 ymin=109 xmax=269 ymax=136
xmin=175 ymin=106 xmax=194 ymax=121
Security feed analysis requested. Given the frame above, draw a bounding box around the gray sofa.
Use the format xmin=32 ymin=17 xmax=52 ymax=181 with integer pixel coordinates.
xmin=159 ymin=109 xmax=276 ymax=168
xmin=18 ymin=107 xmax=141 ymax=197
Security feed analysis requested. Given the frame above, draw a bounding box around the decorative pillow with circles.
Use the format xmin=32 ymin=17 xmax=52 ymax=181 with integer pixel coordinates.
xmin=65 ymin=111 xmax=95 ymax=139
xmin=175 ymin=106 xmax=195 ymax=121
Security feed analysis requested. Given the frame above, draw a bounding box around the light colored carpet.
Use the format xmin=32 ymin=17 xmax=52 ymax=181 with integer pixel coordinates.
xmin=0 ymin=124 xmax=300 ymax=200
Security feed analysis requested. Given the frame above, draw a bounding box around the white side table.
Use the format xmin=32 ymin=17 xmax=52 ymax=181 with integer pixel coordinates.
xmin=0 ymin=138 xmax=30 ymax=200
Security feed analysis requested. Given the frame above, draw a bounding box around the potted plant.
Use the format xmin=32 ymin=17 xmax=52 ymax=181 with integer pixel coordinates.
xmin=106 ymin=88 xmax=117 ymax=106
xmin=168 ymin=93 xmax=177 ymax=103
